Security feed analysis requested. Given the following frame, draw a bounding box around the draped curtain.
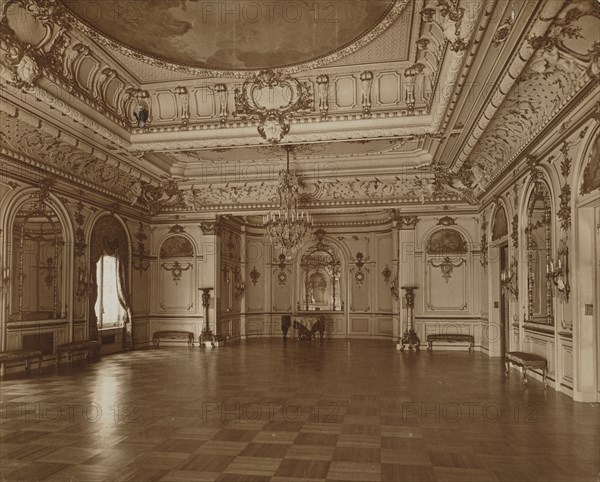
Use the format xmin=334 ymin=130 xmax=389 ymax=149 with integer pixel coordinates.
xmin=89 ymin=216 xmax=133 ymax=348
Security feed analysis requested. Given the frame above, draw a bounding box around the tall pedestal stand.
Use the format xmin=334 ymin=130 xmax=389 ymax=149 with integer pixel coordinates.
xmin=200 ymin=288 xmax=215 ymax=348
xmin=400 ymin=286 xmax=420 ymax=350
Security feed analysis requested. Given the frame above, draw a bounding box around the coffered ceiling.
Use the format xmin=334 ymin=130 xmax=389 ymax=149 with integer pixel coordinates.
xmin=1 ymin=0 xmax=598 ymax=216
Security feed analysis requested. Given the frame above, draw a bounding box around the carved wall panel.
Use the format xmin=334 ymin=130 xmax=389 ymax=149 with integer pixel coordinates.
xmin=376 ymin=72 xmax=401 ymax=106
xmin=191 ymin=87 xmax=216 ymax=119
xmin=425 ymin=259 xmax=468 ymax=312
xmin=350 ymin=317 xmax=369 ymax=334
xmin=157 ymin=235 xmax=195 ymax=313
xmin=350 ymin=268 xmax=369 ymax=312
xmin=333 ymin=76 xmax=357 ymax=109
xmin=76 ymin=56 xmax=97 ymax=91
xmin=272 ymin=267 xmax=292 ymax=312
xmin=377 ymin=235 xmax=393 ymax=312
xmin=246 ymin=240 xmax=265 ymax=312
xmin=154 ymin=91 xmax=179 ymax=122
xmin=376 ymin=317 xmax=393 ymax=336
xmin=424 ymin=228 xmax=469 ymax=313
xmin=157 ymin=261 xmax=194 ymax=312
xmin=104 ymin=77 xmax=122 ymax=110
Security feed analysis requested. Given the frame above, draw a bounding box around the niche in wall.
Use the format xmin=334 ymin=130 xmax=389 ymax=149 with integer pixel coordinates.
xmin=424 ymin=228 xmax=469 ymax=312
xmin=10 ymin=199 xmax=65 ymax=321
xmin=525 ymin=182 xmax=553 ymax=324
xmin=492 ymin=205 xmax=508 ymax=241
xmin=299 ymin=233 xmax=343 ymax=312
xmin=158 ymin=235 xmax=195 ymax=312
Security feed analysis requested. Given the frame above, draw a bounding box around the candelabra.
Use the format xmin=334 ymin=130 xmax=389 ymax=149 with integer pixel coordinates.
xmin=546 ymin=244 xmax=570 ymax=302
xmin=500 ymin=257 xmax=519 ymax=297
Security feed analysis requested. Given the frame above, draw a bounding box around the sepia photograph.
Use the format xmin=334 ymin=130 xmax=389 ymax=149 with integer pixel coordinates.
xmin=0 ymin=0 xmax=599 ymax=481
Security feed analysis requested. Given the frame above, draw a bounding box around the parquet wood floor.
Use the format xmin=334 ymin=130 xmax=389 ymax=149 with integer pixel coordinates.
xmin=1 ymin=340 xmax=598 ymax=482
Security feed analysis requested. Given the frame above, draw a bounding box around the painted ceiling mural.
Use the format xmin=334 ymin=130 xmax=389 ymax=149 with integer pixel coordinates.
xmin=60 ymin=0 xmax=398 ymax=69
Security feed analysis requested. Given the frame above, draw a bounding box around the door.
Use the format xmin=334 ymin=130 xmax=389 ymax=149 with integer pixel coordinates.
xmin=499 ymin=244 xmax=510 ymax=358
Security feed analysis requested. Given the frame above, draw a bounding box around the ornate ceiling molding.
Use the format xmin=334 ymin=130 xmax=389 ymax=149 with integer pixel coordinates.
xmin=233 ymin=70 xmax=313 ymax=144
xmin=452 ymin=0 xmax=568 ymax=173
xmin=0 ymin=104 xmax=165 ymax=207
xmin=460 ymin=0 xmax=600 ymax=187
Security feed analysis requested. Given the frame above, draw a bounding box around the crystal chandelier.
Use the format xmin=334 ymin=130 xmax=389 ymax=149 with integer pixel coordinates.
xmin=264 ymin=146 xmax=312 ymax=254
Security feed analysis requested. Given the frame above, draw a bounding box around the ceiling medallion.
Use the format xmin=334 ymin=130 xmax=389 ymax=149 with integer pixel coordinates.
xmin=263 ymin=145 xmax=312 ymax=254
xmin=233 ymin=70 xmax=313 ymax=144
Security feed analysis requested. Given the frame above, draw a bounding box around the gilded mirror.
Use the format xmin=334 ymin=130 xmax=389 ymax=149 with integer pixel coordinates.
xmin=526 ymin=182 xmax=553 ymax=324
xmin=300 ymin=235 xmax=342 ymax=311
xmin=10 ymin=199 xmax=64 ymax=321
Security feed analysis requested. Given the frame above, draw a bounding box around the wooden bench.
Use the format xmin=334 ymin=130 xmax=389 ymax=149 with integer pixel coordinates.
xmin=56 ymin=340 xmax=101 ymax=366
xmin=0 ymin=349 xmax=43 ymax=374
xmin=427 ymin=334 xmax=474 ymax=351
xmin=505 ymin=351 xmax=548 ymax=386
xmin=153 ymin=330 xmax=194 ymax=348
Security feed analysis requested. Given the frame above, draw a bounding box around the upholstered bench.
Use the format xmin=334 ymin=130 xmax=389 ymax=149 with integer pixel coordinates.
xmin=56 ymin=340 xmax=101 ymax=366
xmin=426 ymin=334 xmax=474 ymax=351
xmin=505 ymin=351 xmax=548 ymax=386
xmin=0 ymin=349 xmax=43 ymax=374
xmin=152 ymin=331 xmax=194 ymax=348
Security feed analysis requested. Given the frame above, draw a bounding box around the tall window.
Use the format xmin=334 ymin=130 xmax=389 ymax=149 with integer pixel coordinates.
xmin=94 ymin=254 xmax=125 ymax=329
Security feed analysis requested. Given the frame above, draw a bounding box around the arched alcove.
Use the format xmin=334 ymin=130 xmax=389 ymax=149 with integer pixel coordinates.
xmin=423 ymin=228 xmax=470 ymax=313
xmin=298 ymin=235 xmax=342 ymax=312
xmin=157 ymin=234 xmax=196 ymax=314
xmin=492 ymin=204 xmax=508 ymax=242
xmin=9 ymin=198 xmax=65 ymax=322
xmin=524 ymin=180 xmax=553 ymax=325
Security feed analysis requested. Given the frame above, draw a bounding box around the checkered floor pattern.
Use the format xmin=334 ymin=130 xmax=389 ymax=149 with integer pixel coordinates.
xmin=1 ymin=340 xmax=598 ymax=481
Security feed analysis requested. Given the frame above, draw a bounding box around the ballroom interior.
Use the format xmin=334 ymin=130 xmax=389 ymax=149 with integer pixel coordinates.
xmin=0 ymin=0 xmax=599 ymax=481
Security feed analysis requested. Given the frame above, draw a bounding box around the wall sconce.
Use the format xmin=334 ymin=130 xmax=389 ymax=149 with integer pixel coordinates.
xmin=2 ymin=267 xmax=10 ymax=288
xmin=390 ymin=276 xmax=399 ymax=300
xmin=134 ymin=100 xmax=150 ymax=129
xmin=234 ymin=280 xmax=245 ymax=298
xmin=500 ymin=257 xmax=519 ymax=297
xmin=76 ymin=266 xmax=91 ymax=299
xmin=250 ymin=266 xmax=261 ymax=286
xmin=382 ymin=264 xmax=392 ymax=284
xmin=354 ymin=252 xmax=365 ymax=287
xmin=277 ymin=253 xmax=288 ymax=286
xmin=233 ymin=267 xmax=245 ymax=298
xmin=547 ymin=242 xmax=570 ymax=302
